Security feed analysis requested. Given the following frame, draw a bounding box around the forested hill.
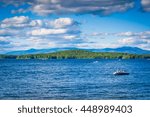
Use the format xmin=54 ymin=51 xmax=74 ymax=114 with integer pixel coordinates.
xmin=0 ymin=50 xmax=150 ymax=59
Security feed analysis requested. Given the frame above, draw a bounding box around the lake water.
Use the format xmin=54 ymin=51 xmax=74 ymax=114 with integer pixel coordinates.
xmin=0 ymin=59 xmax=150 ymax=100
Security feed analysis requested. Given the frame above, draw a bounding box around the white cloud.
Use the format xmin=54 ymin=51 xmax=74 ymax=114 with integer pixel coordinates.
xmin=117 ymin=31 xmax=150 ymax=49
xmin=30 ymin=20 xmax=43 ymax=27
xmin=141 ymin=0 xmax=150 ymax=12
xmin=26 ymin=37 xmax=56 ymax=49
xmin=76 ymin=42 xmax=119 ymax=49
xmin=0 ymin=37 xmax=6 ymax=41
xmin=140 ymin=31 xmax=150 ymax=36
xmin=30 ymin=28 xmax=68 ymax=36
xmin=116 ymin=31 xmax=135 ymax=36
xmin=0 ymin=36 xmax=12 ymax=52
xmin=2 ymin=16 xmax=29 ymax=24
xmin=89 ymin=32 xmax=109 ymax=36
xmin=118 ymin=37 xmax=136 ymax=44
xmin=0 ymin=0 xmax=28 ymax=6
xmin=0 ymin=29 xmax=18 ymax=36
xmin=118 ymin=37 xmax=149 ymax=49
xmin=63 ymin=35 xmax=77 ymax=40
xmin=0 ymin=16 xmax=44 ymax=28
xmin=0 ymin=30 xmax=10 ymax=36
xmin=0 ymin=16 xmax=77 ymax=29
xmin=1 ymin=16 xmax=30 ymax=28
xmin=36 ymin=0 xmax=59 ymax=4
xmin=48 ymin=18 xmax=75 ymax=28
xmin=11 ymin=8 xmax=28 ymax=14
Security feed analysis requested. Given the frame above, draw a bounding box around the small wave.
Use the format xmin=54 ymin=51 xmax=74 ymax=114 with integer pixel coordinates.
xmin=93 ymin=61 xmax=98 ymax=63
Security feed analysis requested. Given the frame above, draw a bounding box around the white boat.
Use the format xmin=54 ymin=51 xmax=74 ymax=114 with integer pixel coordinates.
xmin=113 ymin=70 xmax=129 ymax=75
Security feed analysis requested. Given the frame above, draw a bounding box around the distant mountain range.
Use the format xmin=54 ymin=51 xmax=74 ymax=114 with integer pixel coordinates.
xmin=6 ymin=48 xmax=78 ymax=55
xmin=91 ymin=47 xmax=150 ymax=54
xmin=5 ymin=46 xmax=150 ymax=55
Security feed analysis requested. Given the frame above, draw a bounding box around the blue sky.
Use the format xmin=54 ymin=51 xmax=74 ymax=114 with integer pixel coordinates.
xmin=0 ymin=0 xmax=150 ymax=53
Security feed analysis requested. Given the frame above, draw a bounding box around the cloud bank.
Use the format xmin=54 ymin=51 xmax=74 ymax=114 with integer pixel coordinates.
xmin=81 ymin=31 xmax=150 ymax=50
xmin=117 ymin=31 xmax=150 ymax=48
xmin=0 ymin=0 xmax=135 ymax=15
xmin=0 ymin=16 xmax=81 ymax=52
xmin=1 ymin=0 xmax=150 ymax=15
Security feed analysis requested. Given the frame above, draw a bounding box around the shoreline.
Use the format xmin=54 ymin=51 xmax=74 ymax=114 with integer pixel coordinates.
xmin=0 ymin=50 xmax=150 ymax=60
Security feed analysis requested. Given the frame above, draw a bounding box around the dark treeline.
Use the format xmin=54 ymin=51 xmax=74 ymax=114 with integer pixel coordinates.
xmin=0 ymin=50 xmax=150 ymax=59
xmin=0 ymin=55 xmax=17 ymax=59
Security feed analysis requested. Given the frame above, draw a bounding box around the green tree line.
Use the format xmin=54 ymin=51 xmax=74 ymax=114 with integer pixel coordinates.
xmin=0 ymin=50 xmax=150 ymax=59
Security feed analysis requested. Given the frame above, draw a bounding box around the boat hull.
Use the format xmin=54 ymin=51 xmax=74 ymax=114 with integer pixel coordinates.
xmin=113 ymin=72 xmax=129 ymax=75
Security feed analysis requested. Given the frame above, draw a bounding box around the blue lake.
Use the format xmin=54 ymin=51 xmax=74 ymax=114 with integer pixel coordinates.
xmin=0 ymin=59 xmax=150 ymax=100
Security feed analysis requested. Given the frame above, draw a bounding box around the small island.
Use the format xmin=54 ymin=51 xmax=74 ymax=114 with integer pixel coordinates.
xmin=0 ymin=50 xmax=150 ymax=59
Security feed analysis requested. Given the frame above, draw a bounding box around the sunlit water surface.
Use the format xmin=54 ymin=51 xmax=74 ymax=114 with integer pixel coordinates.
xmin=0 ymin=59 xmax=150 ymax=99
